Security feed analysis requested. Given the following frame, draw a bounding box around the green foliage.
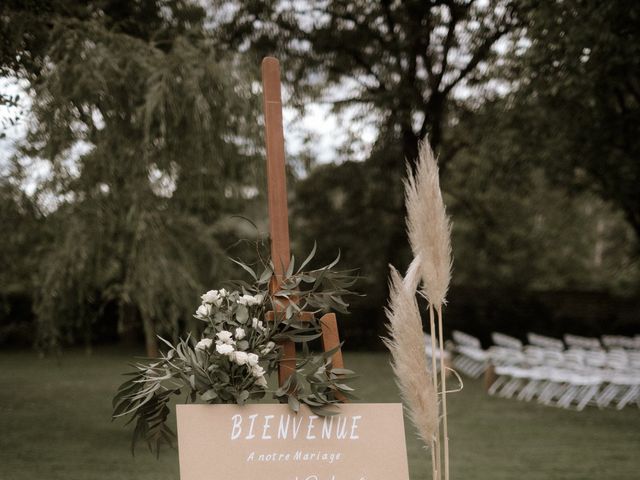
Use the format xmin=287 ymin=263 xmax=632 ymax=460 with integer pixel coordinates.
xmin=292 ymin=155 xmax=406 ymax=330
xmin=0 ymin=176 xmax=44 ymax=293
xmin=505 ymin=0 xmax=640 ymax=240
xmin=274 ymin=344 xmax=358 ymax=416
xmin=1 ymin=0 xmax=638 ymax=355
xmin=215 ymin=0 xmax=517 ymax=163
xmin=1 ymin=1 xmax=265 ymax=352
xmin=113 ymin=252 xmax=358 ymax=455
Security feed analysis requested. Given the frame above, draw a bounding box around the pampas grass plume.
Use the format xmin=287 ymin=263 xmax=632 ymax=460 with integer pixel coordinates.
xmin=405 ymin=140 xmax=452 ymax=307
xmin=383 ymin=266 xmax=438 ymax=447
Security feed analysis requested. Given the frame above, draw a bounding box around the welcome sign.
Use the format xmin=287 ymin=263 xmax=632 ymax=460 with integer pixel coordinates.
xmin=177 ymin=403 xmax=410 ymax=480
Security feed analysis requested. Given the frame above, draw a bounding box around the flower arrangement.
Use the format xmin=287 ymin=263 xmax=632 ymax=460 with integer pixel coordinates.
xmin=112 ymin=249 xmax=357 ymax=455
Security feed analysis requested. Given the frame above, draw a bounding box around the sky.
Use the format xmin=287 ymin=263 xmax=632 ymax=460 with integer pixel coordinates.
xmin=0 ymin=77 xmax=28 ymax=168
xmin=0 ymin=75 xmax=376 ymax=194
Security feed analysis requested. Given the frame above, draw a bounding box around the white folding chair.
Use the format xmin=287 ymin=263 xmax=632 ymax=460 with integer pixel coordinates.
xmin=555 ymin=368 xmax=602 ymax=411
xmin=527 ymin=332 xmax=564 ymax=351
xmin=597 ymin=371 xmax=640 ymax=409
xmin=515 ymin=346 xmax=547 ymax=401
xmin=564 ymin=334 xmax=602 ymax=350
xmin=451 ymin=330 xmax=487 ymax=378
xmin=487 ymin=346 xmax=526 ymax=398
xmin=424 ymin=333 xmax=452 ymax=372
xmin=492 ymin=332 xmax=523 ymax=350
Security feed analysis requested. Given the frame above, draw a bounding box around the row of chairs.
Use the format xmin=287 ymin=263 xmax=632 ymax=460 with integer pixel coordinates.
xmin=448 ymin=330 xmax=640 ymax=410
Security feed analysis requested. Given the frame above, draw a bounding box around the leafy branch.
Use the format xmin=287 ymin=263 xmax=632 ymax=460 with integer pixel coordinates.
xmin=113 ymin=246 xmax=359 ymax=455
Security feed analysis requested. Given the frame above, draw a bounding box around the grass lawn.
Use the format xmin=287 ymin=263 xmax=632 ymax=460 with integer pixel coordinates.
xmin=1 ymin=348 xmax=638 ymax=479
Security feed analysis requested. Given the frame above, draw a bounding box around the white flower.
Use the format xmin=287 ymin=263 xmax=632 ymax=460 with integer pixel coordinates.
xmin=216 ymin=330 xmax=234 ymax=344
xmin=219 ymin=288 xmax=228 ymax=297
xmin=235 ymin=327 xmax=246 ymax=340
xmin=255 ymin=376 xmax=268 ymax=387
xmin=216 ymin=343 xmax=234 ymax=356
xmin=201 ymin=290 xmax=219 ymax=304
xmin=252 ymin=317 xmax=265 ymax=332
xmin=251 ymin=364 xmax=266 ymax=378
xmin=195 ymin=338 xmax=213 ymax=351
xmin=240 ymin=294 xmax=261 ymax=306
xmin=260 ymin=341 xmax=276 ymax=355
xmin=232 ymin=351 xmax=249 ymax=365
xmin=246 ymin=353 xmax=260 ymax=366
xmin=196 ymin=304 xmax=211 ymax=318
xmin=238 ymin=294 xmax=264 ymax=306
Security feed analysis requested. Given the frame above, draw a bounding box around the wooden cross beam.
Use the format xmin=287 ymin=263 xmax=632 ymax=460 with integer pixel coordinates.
xmin=261 ymin=57 xmax=345 ymax=388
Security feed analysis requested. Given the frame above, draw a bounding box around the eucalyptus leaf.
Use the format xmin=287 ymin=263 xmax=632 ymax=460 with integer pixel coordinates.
xmin=201 ymin=389 xmax=218 ymax=401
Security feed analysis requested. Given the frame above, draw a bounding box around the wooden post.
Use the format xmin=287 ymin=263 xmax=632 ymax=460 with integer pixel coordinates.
xmin=483 ymin=363 xmax=497 ymax=391
xmin=261 ymin=57 xmax=296 ymax=387
xmin=261 ymin=57 xmax=346 ymax=393
xmin=261 ymin=57 xmax=291 ymax=279
xmin=320 ymin=313 xmax=345 ymax=369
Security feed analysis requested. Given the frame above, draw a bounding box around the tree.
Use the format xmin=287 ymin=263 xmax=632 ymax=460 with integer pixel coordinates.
xmin=2 ymin=1 xmax=264 ymax=355
xmin=213 ymin=0 xmax=520 ymax=301
xmin=0 ymin=171 xmax=43 ymax=294
xmin=216 ymin=0 xmax=516 ymax=165
xmin=443 ymin=102 xmax=640 ymax=293
xmin=506 ymin=0 xmax=640 ymax=242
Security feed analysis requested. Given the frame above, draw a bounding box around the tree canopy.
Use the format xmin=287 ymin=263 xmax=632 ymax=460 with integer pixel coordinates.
xmin=0 ymin=0 xmax=637 ymax=351
xmin=2 ymin=0 xmax=265 ymax=354
xmin=505 ymin=0 xmax=640 ymax=241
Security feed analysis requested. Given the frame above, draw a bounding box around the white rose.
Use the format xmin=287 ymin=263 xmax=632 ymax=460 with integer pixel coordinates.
xmin=242 ymin=294 xmax=264 ymax=306
xmin=216 ymin=343 xmax=234 ymax=356
xmin=219 ymin=288 xmax=228 ymax=297
xmin=260 ymin=341 xmax=275 ymax=355
xmin=232 ymin=351 xmax=249 ymax=365
xmin=246 ymin=353 xmax=259 ymax=366
xmin=255 ymin=376 xmax=268 ymax=387
xmin=251 ymin=365 xmax=266 ymax=378
xmin=251 ymin=317 xmax=265 ymax=332
xmin=195 ymin=338 xmax=213 ymax=351
xmin=201 ymin=290 xmax=219 ymax=304
xmin=216 ymin=330 xmax=234 ymax=344
xmin=195 ymin=304 xmax=211 ymax=318
xmin=235 ymin=327 xmax=246 ymax=340
xmin=239 ymin=294 xmax=258 ymax=306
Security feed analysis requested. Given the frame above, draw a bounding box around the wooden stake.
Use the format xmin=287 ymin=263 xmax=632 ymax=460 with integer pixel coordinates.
xmin=261 ymin=57 xmax=295 ymax=387
xmin=437 ymin=305 xmax=450 ymax=480
xmin=320 ymin=313 xmax=344 ymax=369
xmin=260 ymin=57 xmax=347 ymax=395
xmin=429 ymin=304 xmax=442 ymax=480
xmin=262 ymin=57 xmax=291 ymax=279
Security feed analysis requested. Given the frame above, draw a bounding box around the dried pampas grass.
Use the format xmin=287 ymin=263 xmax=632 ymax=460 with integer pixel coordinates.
xmin=405 ymin=139 xmax=453 ymax=480
xmin=385 ymin=137 xmax=454 ymax=480
xmin=383 ymin=266 xmax=439 ymax=450
xmin=405 ymin=140 xmax=452 ymax=307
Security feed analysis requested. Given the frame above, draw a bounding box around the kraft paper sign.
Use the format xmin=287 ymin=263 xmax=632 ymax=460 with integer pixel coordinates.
xmin=176 ymin=403 xmax=410 ymax=480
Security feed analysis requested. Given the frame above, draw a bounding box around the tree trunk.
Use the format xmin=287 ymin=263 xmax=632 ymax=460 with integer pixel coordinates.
xmin=118 ymin=302 xmax=139 ymax=347
xmin=141 ymin=313 xmax=159 ymax=358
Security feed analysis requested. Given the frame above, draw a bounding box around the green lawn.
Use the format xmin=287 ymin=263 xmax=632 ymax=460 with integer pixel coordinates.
xmin=1 ymin=349 xmax=638 ymax=479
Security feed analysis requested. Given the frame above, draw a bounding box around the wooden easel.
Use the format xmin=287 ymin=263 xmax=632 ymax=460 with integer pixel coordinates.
xmin=261 ymin=57 xmax=345 ymax=388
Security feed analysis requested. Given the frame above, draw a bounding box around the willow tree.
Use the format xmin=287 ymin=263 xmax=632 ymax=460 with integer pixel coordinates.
xmin=3 ymin=1 xmax=263 ymax=355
